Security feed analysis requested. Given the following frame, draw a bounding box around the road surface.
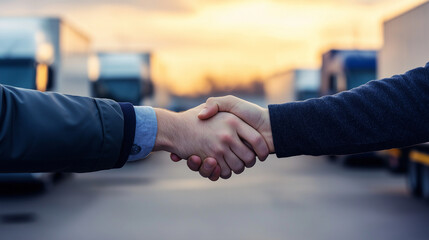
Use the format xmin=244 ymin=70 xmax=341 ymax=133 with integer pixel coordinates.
xmin=1 ymin=152 xmax=429 ymax=240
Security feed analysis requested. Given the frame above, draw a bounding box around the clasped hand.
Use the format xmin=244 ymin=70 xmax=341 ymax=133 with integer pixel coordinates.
xmin=154 ymin=96 xmax=274 ymax=181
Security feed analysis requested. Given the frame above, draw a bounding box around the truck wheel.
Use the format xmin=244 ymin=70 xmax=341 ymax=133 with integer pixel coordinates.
xmin=407 ymin=160 xmax=422 ymax=197
xmin=421 ymin=165 xmax=429 ymax=199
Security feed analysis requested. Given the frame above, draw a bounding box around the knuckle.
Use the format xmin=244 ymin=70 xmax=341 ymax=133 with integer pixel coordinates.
xmin=206 ymin=97 xmax=216 ymax=105
xmin=244 ymin=151 xmax=256 ymax=163
xmin=213 ymin=147 xmax=225 ymax=156
xmin=225 ymin=117 xmax=239 ymax=127
xmin=219 ymin=133 xmax=233 ymax=144
xmin=225 ymin=95 xmax=234 ymax=101
xmin=250 ymin=135 xmax=264 ymax=147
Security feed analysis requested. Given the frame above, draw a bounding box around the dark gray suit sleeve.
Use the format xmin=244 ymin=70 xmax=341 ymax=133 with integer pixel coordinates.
xmin=268 ymin=63 xmax=429 ymax=158
xmin=0 ymin=85 xmax=126 ymax=173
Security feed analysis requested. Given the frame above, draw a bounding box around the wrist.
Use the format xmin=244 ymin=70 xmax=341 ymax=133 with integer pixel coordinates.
xmin=262 ymin=108 xmax=275 ymax=153
xmin=153 ymin=108 xmax=180 ymax=152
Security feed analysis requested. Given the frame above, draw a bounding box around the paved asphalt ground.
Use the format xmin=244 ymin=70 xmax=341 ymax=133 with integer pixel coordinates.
xmin=1 ymin=152 xmax=429 ymax=240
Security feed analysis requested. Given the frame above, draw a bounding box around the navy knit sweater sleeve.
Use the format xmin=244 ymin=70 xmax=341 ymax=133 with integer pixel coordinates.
xmin=268 ymin=63 xmax=429 ymax=158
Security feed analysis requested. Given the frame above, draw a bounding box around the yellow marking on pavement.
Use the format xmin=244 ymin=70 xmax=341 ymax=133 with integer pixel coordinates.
xmin=410 ymin=150 xmax=429 ymax=166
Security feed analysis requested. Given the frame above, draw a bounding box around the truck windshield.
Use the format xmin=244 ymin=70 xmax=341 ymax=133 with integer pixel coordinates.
xmin=0 ymin=59 xmax=36 ymax=89
xmin=346 ymin=70 xmax=376 ymax=89
xmin=94 ymin=78 xmax=141 ymax=105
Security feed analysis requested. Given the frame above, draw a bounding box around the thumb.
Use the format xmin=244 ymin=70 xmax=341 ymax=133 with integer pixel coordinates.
xmin=198 ymin=104 xmax=218 ymax=120
xmin=198 ymin=96 xmax=237 ymax=120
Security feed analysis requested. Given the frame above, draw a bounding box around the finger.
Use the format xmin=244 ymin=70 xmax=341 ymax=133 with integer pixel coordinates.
xmin=216 ymin=155 xmax=232 ymax=179
xmin=198 ymin=95 xmax=239 ymax=120
xmin=187 ymin=155 xmax=202 ymax=172
xmin=199 ymin=158 xmax=217 ymax=178
xmin=230 ymin=135 xmax=256 ymax=168
xmin=170 ymin=153 xmax=182 ymax=162
xmin=236 ymin=123 xmax=269 ymax=161
xmin=198 ymin=106 xmax=218 ymax=120
xmin=209 ymin=165 xmax=221 ymax=181
xmin=189 ymin=155 xmax=202 ymax=167
xmin=224 ymin=150 xmax=245 ymax=175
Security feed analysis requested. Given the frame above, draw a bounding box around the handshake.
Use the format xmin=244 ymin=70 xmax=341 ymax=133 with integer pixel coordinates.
xmin=153 ymin=96 xmax=275 ymax=181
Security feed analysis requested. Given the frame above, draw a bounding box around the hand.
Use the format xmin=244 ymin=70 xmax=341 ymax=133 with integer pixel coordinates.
xmin=199 ymin=95 xmax=274 ymax=152
xmin=170 ymin=96 xmax=275 ymax=180
xmin=154 ymin=104 xmax=269 ymax=179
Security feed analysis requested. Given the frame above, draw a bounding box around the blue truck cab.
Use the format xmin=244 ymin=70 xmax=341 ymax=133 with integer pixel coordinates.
xmin=320 ymin=49 xmax=379 ymax=165
xmin=321 ymin=49 xmax=377 ymax=96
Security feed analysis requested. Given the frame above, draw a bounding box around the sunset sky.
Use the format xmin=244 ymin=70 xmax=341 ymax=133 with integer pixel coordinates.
xmin=0 ymin=0 xmax=425 ymax=95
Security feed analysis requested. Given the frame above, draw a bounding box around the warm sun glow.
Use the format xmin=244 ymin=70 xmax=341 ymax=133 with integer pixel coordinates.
xmin=36 ymin=42 xmax=54 ymax=65
xmin=0 ymin=0 xmax=426 ymax=95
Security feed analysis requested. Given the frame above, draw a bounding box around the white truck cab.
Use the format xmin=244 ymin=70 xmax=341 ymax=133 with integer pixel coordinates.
xmin=89 ymin=52 xmax=153 ymax=105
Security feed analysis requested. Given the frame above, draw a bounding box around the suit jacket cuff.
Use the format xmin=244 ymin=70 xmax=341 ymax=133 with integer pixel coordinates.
xmin=116 ymin=102 xmax=136 ymax=168
xmin=268 ymin=103 xmax=308 ymax=158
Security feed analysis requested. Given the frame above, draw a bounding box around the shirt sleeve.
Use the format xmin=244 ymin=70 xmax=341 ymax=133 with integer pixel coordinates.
xmin=268 ymin=62 xmax=429 ymax=158
xmin=127 ymin=106 xmax=158 ymax=161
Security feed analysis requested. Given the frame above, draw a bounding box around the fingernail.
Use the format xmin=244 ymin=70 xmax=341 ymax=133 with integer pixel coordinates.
xmin=199 ymin=108 xmax=208 ymax=116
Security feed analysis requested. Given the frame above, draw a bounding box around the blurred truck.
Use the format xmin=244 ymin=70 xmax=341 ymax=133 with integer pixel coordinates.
xmin=321 ymin=50 xmax=377 ymax=96
xmin=89 ymin=52 xmax=154 ymax=105
xmin=377 ymin=2 xmax=429 ymax=198
xmin=0 ymin=17 xmax=91 ymax=189
xmin=265 ymin=69 xmax=320 ymax=105
xmin=321 ymin=49 xmax=379 ymax=165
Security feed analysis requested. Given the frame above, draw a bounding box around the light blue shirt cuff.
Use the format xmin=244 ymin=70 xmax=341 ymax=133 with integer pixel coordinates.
xmin=127 ymin=106 xmax=157 ymax=162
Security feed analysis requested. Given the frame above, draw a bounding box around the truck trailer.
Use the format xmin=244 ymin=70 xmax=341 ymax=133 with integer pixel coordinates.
xmin=377 ymin=2 xmax=429 ymax=198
